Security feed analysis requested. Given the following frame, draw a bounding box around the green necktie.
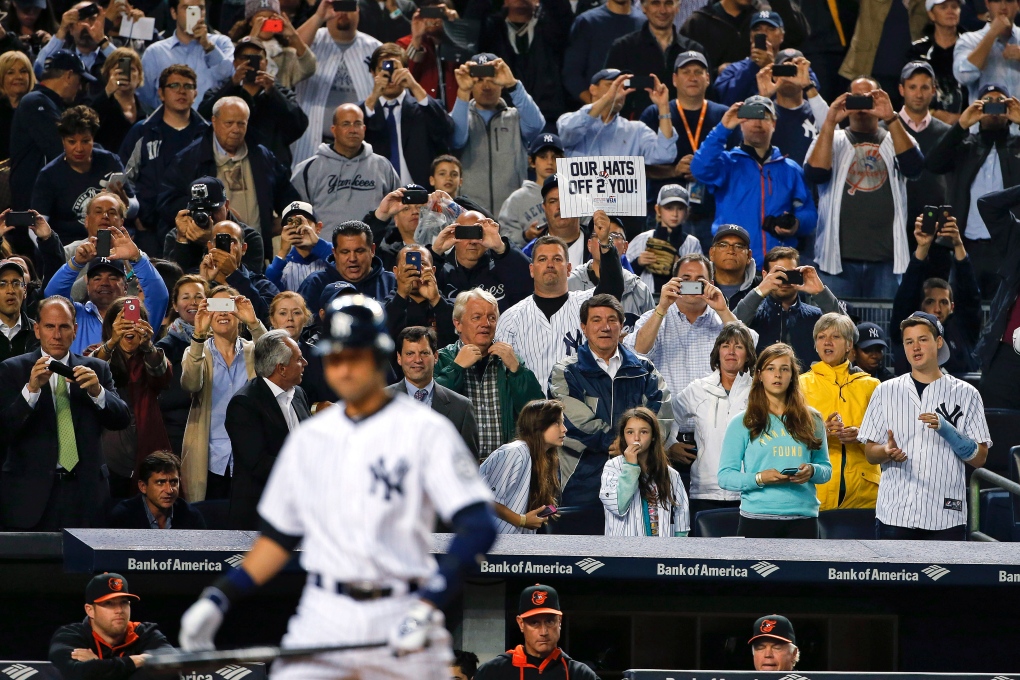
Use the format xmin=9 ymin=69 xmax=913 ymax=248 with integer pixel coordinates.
xmin=54 ymin=375 xmax=79 ymax=472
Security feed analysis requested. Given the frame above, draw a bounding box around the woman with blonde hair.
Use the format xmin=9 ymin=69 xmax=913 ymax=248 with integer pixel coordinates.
xmin=180 ymin=286 xmax=267 ymax=501
xmin=800 ymin=312 xmax=881 ymax=510
xmin=719 ymin=343 xmax=832 ymax=538
xmin=91 ymin=47 xmax=147 ymax=153
xmin=0 ymin=51 xmax=34 ymax=162
xmin=479 ymin=399 xmax=564 ymax=534
xmin=602 ymin=406 xmax=690 ymax=537
xmin=268 ymin=290 xmax=311 ymax=341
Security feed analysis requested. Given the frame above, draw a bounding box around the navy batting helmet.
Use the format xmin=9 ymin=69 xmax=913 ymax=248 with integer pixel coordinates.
xmin=315 ymin=294 xmax=395 ymax=356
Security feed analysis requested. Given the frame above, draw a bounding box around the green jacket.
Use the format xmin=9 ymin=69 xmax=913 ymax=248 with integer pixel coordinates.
xmin=435 ymin=342 xmax=544 ymax=450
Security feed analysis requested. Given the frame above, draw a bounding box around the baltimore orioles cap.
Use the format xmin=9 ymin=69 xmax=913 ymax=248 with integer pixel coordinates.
xmin=749 ymin=615 xmax=796 ymax=645
xmin=86 ymin=573 xmax=140 ymax=604
xmin=519 ymin=584 xmax=562 ymax=618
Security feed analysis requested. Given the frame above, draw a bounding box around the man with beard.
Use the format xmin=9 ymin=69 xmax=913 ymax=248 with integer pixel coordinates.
xmin=34 ymin=1 xmax=114 ymax=101
xmin=50 ymin=573 xmax=172 ymax=677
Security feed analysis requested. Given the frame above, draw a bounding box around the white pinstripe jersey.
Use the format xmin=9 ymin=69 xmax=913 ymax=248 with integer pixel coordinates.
xmin=858 ymin=373 xmax=992 ymax=531
xmin=479 ymin=440 xmax=536 ymax=535
xmin=494 ymin=290 xmax=596 ymax=391
xmin=601 ymin=455 xmax=690 ymax=537
xmin=257 ymin=394 xmax=492 ymax=580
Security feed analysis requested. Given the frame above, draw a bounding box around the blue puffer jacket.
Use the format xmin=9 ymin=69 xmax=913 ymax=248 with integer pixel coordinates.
xmin=548 ymin=341 xmax=673 ymax=535
xmin=691 ymin=121 xmax=818 ymax=265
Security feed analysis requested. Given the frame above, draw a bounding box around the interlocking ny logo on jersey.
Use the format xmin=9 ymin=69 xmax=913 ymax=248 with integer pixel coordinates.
xmin=370 ymin=458 xmax=409 ymax=500
xmin=563 ymin=329 xmax=584 ymax=356
xmin=935 ymin=402 xmax=963 ymax=427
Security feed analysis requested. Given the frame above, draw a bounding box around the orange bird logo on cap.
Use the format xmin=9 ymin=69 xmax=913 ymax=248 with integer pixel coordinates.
xmin=532 ymin=591 xmax=548 ymax=606
xmin=760 ymin=619 xmax=777 ymax=633
xmin=108 ymin=578 xmax=124 ymax=592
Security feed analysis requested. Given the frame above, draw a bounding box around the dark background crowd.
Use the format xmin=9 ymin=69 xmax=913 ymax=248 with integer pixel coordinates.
xmin=0 ymin=0 xmax=1018 ymax=542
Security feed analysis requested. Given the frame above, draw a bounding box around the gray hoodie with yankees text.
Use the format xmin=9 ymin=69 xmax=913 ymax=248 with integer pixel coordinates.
xmin=291 ymin=141 xmax=400 ymax=239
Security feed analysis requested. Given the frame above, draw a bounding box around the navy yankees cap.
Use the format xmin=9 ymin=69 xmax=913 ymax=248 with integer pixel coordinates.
xmin=856 ymin=322 xmax=888 ymax=350
xmin=190 ymin=176 xmax=227 ymax=208
xmin=674 ymin=50 xmax=708 ymax=71
xmin=900 ymin=60 xmax=935 ymax=83
xmin=978 ymin=82 xmax=1010 ymax=98
xmin=541 ymin=174 xmax=559 ymax=198
xmin=318 ymin=280 xmax=357 ymax=312
xmin=749 ymin=615 xmax=795 ymax=645
xmin=45 ymin=50 xmax=97 ymax=82
xmin=712 ymin=224 xmax=750 ymax=247
xmin=86 ymin=573 xmax=140 ymax=604
xmin=519 ymin=584 xmax=562 ymax=618
xmin=529 ymin=132 xmax=564 ymax=156
xmin=590 ymin=68 xmax=622 ymax=85
xmin=906 ymin=311 xmax=950 ymax=365
xmin=471 ymin=52 xmax=498 ymax=65
xmin=86 ymin=257 xmax=126 ymax=278
xmin=751 ymin=10 xmax=783 ymax=28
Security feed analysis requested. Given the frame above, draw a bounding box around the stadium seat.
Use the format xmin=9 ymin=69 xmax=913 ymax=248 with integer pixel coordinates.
xmin=692 ymin=508 xmax=740 ymax=537
xmin=192 ymin=500 xmax=230 ymax=530
xmin=982 ymin=409 xmax=1020 ymax=477
xmin=817 ymin=508 xmax=876 ymax=539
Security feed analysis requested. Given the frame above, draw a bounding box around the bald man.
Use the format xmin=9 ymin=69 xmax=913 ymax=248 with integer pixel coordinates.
xmin=158 ymin=95 xmax=300 ymax=252
xmin=292 ymin=103 xmax=400 ymax=242
xmin=428 ymin=209 xmax=533 ymax=311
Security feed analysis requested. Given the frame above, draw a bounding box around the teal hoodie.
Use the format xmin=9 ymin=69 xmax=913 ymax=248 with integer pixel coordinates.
xmin=718 ymin=412 xmax=832 ymax=517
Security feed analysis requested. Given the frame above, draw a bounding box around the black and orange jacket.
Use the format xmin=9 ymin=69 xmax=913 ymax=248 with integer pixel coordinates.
xmin=49 ymin=618 xmax=173 ymax=680
xmin=475 ymin=645 xmax=601 ymax=680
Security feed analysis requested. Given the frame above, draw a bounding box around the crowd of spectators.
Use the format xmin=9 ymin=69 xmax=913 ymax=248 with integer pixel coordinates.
xmin=0 ymin=0 xmax=1016 ymax=541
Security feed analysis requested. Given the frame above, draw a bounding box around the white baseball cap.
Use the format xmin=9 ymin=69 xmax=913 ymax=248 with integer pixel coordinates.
xmin=926 ymin=0 xmax=963 ymax=12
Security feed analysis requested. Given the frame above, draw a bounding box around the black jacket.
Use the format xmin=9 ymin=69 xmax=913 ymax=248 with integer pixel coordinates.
xmin=9 ymin=85 xmax=65 ymax=211
xmin=225 ymin=376 xmax=310 ymax=529
xmin=155 ymin=330 xmax=191 ymax=456
xmin=49 ymin=618 xmax=173 ymax=680
xmin=162 ymin=218 xmax=266 ymax=275
xmin=475 ymin=646 xmax=600 ymax=680
xmin=361 ymin=94 xmax=454 ymax=188
xmin=157 ymin=129 xmax=300 ymax=249
xmin=433 ymin=237 xmax=532 ymax=312
xmin=975 ymin=185 xmax=1020 ymax=368
xmin=604 ymin=24 xmax=705 ymax=119
xmin=479 ymin=5 xmax=573 ymax=123
xmin=106 ymin=494 xmax=207 ymax=529
xmin=198 ymin=81 xmax=309 ymax=168
xmin=89 ymin=91 xmax=150 ymax=159
xmin=0 ymin=350 xmax=131 ymax=529
xmin=0 ymin=312 xmax=39 ymax=364
xmin=384 ymin=291 xmax=458 ymax=350
xmin=680 ymin=0 xmax=809 ymax=75
xmin=925 ymin=124 xmax=1020 ymax=236
xmin=890 ymin=252 xmax=981 ymax=375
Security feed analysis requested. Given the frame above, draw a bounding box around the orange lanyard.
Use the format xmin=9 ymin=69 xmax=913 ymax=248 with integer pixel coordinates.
xmin=677 ymin=100 xmax=708 ymax=153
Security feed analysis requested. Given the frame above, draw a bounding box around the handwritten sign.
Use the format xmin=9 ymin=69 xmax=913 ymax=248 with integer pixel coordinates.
xmin=555 ymin=156 xmax=646 ymax=218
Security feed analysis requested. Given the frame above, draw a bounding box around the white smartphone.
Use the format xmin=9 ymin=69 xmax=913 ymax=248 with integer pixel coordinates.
xmin=206 ymin=298 xmax=236 ymax=313
xmin=185 ymin=5 xmax=201 ymax=34
xmin=106 ymin=172 xmax=128 ymax=187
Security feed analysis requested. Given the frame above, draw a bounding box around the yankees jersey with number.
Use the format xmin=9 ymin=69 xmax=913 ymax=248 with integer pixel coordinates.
xmin=258 ymin=394 xmax=492 ymax=580
xmin=494 ymin=290 xmax=597 ymax=391
xmin=858 ymin=373 xmax=992 ymax=531
xmin=479 ymin=440 xmax=537 ymax=535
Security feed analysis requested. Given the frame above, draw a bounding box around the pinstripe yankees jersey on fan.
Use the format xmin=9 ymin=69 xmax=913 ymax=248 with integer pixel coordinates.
xmin=257 ymin=394 xmax=492 ymax=580
xmin=858 ymin=374 xmax=992 ymax=531
xmin=601 ymin=455 xmax=689 ymax=537
xmin=479 ymin=441 xmax=536 ymax=534
xmin=494 ymin=290 xmax=596 ymax=390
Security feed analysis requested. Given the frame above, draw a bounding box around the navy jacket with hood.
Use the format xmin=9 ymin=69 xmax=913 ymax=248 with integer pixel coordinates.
xmin=297 ymin=254 xmax=397 ymax=310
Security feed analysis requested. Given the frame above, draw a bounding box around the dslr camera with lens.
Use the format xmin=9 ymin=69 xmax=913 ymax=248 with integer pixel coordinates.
xmin=188 ymin=184 xmax=214 ymax=229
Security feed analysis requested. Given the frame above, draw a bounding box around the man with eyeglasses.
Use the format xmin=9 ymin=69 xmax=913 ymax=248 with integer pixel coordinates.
xmin=120 ymin=65 xmax=209 ymax=256
xmin=708 ymin=225 xmax=761 ymax=306
xmin=0 ymin=260 xmax=39 ymax=363
xmin=200 ymin=220 xmax=279 ymax=324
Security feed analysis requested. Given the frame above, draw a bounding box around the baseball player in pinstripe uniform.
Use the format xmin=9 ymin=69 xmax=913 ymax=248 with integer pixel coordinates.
xmin=859 ymin=312 xmax=991 ymax=540
xmin=494 ymin=210 xmax=624 ymax=390
xmin=178 ymin=295 xmax=497 ymax=679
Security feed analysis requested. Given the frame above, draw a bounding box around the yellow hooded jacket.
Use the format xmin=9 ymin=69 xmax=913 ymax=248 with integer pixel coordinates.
xmin=800 ymin=360 xmax=882 ymax=510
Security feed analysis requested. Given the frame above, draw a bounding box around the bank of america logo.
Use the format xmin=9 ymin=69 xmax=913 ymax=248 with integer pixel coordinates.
xmin=990 ymin=675 xmax=1016 ymax=679
xmin=777 ymin=674 xmax=811 ymax=680
xmin=224 ymin=554 xmax=245 ymax=568
xmin=216 ymin=665 xmax=253 ymax=679
xmin=2 ymin=665 xmax=38 ymax=679
xmin=922 ymin=565 xmax=950 ymax=581
xmin=576 ymin=558 xmax=605 ymax=574
xmin=751 ymin=561 xmax=780 ymax=577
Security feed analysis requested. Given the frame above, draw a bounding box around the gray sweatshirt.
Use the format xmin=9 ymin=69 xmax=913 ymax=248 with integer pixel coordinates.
xmin=497 ymin=180 xmax=544 ymax=247
xmin=291 ymin=142 xmax=400 ymax=238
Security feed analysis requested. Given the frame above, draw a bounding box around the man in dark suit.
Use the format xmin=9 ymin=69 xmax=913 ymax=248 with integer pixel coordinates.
xmin=0 ymin=295 xmax=131 ymax=531
xmin=225 ymin=329 xmax=311 ymax=529
xmin=107 ymin=451 xmax=207 ymax=529
xmin=388 ymin=326 xmax=480 ymax=459
xmin=361 ymin=44 xmax=454 ymax=188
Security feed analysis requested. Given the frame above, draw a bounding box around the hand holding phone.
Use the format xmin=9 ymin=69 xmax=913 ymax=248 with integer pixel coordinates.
xmin=185 ymin=5 xmax=201 ymax=34
xmin=215 ymin=232 xmax=233 ymax=252
xmin=406 ymin=251 xmax=422 ymax=272
xmin=780 ymin=467 xmax=800 ymax=477
xmin=753 ymin=33 xmax=767 ymax=51
xmin=537 ymin=505 xmax=557 ymax=518
xmin=845 ymin=94 xmax=874 ymax=111
xmin=771 ymin=64 xmax=797 ymax=77
xmin=468 ymin=64 xmax=495 ymax=79
xmin=781 ymin=268 xmax=804 ymax=285
xmin=678 ymin=280 xmax=704 ymax=295
xmin=261 ymin=17 xmax=284 ymax=32
xmin=47 ymin=358 xmax=76 ymax=379
xmin=4 ymin=211 xmax=34 ymax=228
xmin=920 ymin=206 xmax=939 ymax=236
xmin=123 ymin=297 xmax=141 ymax=321
xmin=244 ymin=54 xmax=261 ymax=83
xmin=95 ymin=229 xmax=112 ymax=258
xmin=454 ymin=225 xmax=483 ymax=240
xmin=206 ymin=297 xmax=236 ymax=313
